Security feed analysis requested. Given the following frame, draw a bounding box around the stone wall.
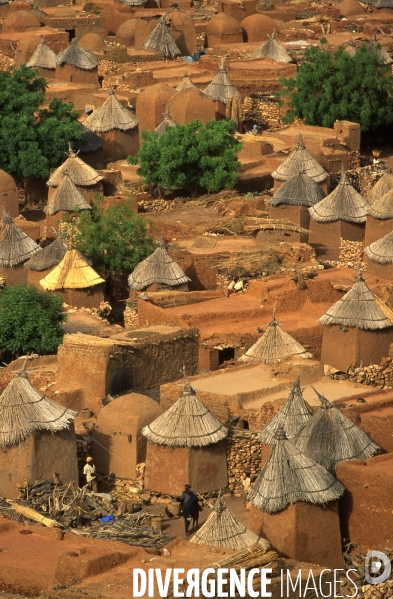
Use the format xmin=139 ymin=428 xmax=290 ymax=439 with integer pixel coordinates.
xmin=329 ymin=355 xmax=393 ymax=390
xmin=242 ymin=94 xmax=282 ymax=129
xmin=226 ymin=428 xmax=262 ymax=494
xmin=41 ymin=16 xmax=105 ymax=38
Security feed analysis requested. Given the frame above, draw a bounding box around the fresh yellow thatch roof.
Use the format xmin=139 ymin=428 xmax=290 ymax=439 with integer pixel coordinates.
xmin=39 ymin=248 xmax=105 ymax=290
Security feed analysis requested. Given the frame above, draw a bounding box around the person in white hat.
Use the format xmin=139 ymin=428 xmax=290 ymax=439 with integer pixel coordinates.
xmin=83 ymin=456 xmax=98 ymax=492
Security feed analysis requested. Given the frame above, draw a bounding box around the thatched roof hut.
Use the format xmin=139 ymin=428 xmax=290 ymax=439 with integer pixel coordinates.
xmin=269 ymin=172 xmax=326 ymax=207
xmin=368 ymin=173 xmax=393 ymax=204
xmin=259 ymin=377 xmax=312 ymax=446
xmin=368 ymin=187 xmax=393 ymax=219
xmin=48 ymin=148 xmax=104 ymax=187
xmin=73 ymin=126 xmax=105 ymax=154
xmin=24 ymin=235 xmax=67 ymax=272
xmin=176 ymin=73 xmax=198 ymax=91
xmin=0 ymin=365 xmax=76 ymax=448
xmin=142 ymin=378 xmax=228 ymax=447
xmin=272 ymin=134 xmax=328 ymax=183
xmin=319 ymin=272 xmax=393 ymax=330
xmin=250 ymin=30 xmax=293 ymax=63
xmin=142 ymin=15 xmax=181 ymax=59
xmin=40 ymin=248 xmax=105 ymax=291
xmin=84 ymin=89 xmax=139 ymax=133
xmin=45 ymin=174 xmax=92 ymax=215
xmin=155 ymin=109 xmax=177 ymax=136
xmin=190 ymin=493 xmax=268 ymax=550
xmin=239 ymin=312 xmax=309 ymax=364
xmin=292 ymin=388 xmax=380 ymax=473
xmin=26 ymin=37 xmax=57 ymax=69
xmin=56 ymin=38 xmax=99 ymax=70
xmin=364 ymin=231 xmax=393 ymax=264
xmin=249 ymin=427 xmax=345 ymax=514
xmin=309 ymin=167 xmax=369 ymax=223
xmin=204 ymin=58 xmax=237 ymax=105
xmin=0 ymin=216 xmax=41 ymax=267
xmin=128 ymin=237 xmax=190 ymax=291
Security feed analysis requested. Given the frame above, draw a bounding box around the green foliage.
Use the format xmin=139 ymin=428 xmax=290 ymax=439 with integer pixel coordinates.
xmin=278 ymin=45 xmax=393 ymax=132
xmin=137 ymin=120 xmax=241 ymax=197
xmin=0 ymin=284 xmax=66 ymax=357
xmin=127 ymin=155 xmax=139 ymax=165
xmin=0 ymin=66 xmax=83 ymax=180
xmin=244 ymin=192 xmax=255 ymax=199
xmin=61 ymin=198 xmax=155 ymax=277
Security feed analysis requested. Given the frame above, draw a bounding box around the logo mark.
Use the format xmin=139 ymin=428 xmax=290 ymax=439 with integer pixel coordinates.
xmin=365 ymin=551 xmax=391 ymax=585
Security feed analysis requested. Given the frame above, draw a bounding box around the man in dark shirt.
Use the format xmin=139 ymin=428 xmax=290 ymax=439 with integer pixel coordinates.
xmin=180 ymin=484 xmax=198 ymax=537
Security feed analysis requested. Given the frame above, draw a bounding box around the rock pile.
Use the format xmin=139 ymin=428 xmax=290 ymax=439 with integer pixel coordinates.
xmin=124 ymin=301 xmax=139 ymax=329
xmin=226 ymin=429 xmax=262 ymax=494
xmin=242 ymin=95 xmax=281 ymax=129
xmin=328 ymin=356 xmax=393 ymax=390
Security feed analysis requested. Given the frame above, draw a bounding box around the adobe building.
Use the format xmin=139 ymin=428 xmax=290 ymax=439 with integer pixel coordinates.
xmin=364 ymin=187 xmax=393 ymax=246
xmin=319 ymin=273 xmax=393 ymax=371
xmin=24 ymin=235 xmax=67 ymax=287
xmin=364 ymin=231 xmax=393 ymax=280
xmin=241 ymin=14 xmax=276 ymax=43
xmin=47 ymin=147 xmax=104 ymax=204
xmin=0 ymin=365 xmax=78 ymax=499
xmin=73 ymin=126 xmax=105 ymax=170
xmin=0 ymin=215 xmax=41 ymax=285
xmin=165 ymin=5 xmax=196 ymax=56
xmin=84 ymin=89 xmax=140 ymax=163
xmin=115 ymin=19 xmax=137 ymax=46
xmin=0 ymin=170 xmax=19 ymax=218
xmin=45 ymin=173 xmax=92 ymax=234
xmin=204 ymin=59 xmax=238 ymax=120
xmin=143 ymin=378 xmax=229 ymax=495
xmin=55 ymin=38 xmax=99 ymax=86
xmin=2 ymin=10 xmax=40 ymax=32
xmin=167 ymin=87 xmax=215 ymax=125
xmin=26 ymin=37 xmax=57 ymax=79
xmin=205 ymin=13 xmax=243 ymax=48
xmin=136 ymin=82 xmax=176 ymax=137
xmin=218 ymin=0 xmax=257 ymax=22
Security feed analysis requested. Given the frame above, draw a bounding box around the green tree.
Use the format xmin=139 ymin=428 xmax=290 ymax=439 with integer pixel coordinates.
xmin=61 ymin=197 xmax=155 ymax=279
xmin=279 ymin=45 xmax=393 ymax=132
xmin=137 ymin=119 xmax=242 ymax=197
xmin=0 ymin=65 xmax=83 ymax=180
xmin=0 ymin=284 xmax=66 ymax=358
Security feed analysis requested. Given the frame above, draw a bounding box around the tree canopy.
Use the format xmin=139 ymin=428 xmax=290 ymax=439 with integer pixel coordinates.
xmin=0 ymin=284 xmax=66 ymax=358
xmin=0 ymin=66 xmax=83 ymax=180
xmin=278 ymin=44 xmax=393 ymax=132
xmin=136 ymin=119 xmax=241 ymax=197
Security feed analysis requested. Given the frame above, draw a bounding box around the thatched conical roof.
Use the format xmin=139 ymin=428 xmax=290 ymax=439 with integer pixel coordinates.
xmin=269 ymin=171 xmax=326 ymax=207
xmin=176 ymin=73 xmax=197 ymax=91
xmin=0 ymin=365 xmax=76 ymax=448
xmin=364 ymin=231 xmax=393 ymax=265
xmin=45 ymin=173 xmax=92 ymax=215
xmin=309 ymin=166 xmax=369 ymax=223
xmin=271 ymin=133 xmax=328 ymax=183
xmin=319 ymin=272 xmax=393 ymax=330
xmin=250 ymin=30 xmax=293 ymax=63
xmin=0 ymin=216 xmax=41 ymax=267
xmin=142 ymin=15 xmax=181 ymax=59
xmin=292 ymin=388 xmax=380 ymax=473
xmin=48 ymin=148 xmax=104 ymax=187
xmin=142 ymin=378 xmax=228 ymax=447
xmin=24 ymin=235 xmax=67 ymax=271
xmin=155 ymin=109 xmax=177 ymax=136
xmin=260 ymin=377 xmax=313 ymax=446
xmin=128 ymin=237 xmax=190 ymax=290
xmin=249 ymin=427 xmax=345 ymax=514
xmin=57 ymin=38 xmax=99 ymax=70
xmin=73 ymin=126 xmax=105 ymax=154
xmin=239 ymin=312 xmax=309 ymax=364
xmin=204 ymin=58 xmax=237 ymax=105
xmin=368 ymin=187 xmax=393 ymax=219
xmin=84 ymin=89 xmax=139 ymax=133
xmin=40 ymin=248 xmax=105 ymax=290
xmin=368 ymin=173 xmax=393 ymax=205
xmin=26 ymin=37 xmax=57 ymax=69
xmin=190 ymin=493 xmax=268 ymax=550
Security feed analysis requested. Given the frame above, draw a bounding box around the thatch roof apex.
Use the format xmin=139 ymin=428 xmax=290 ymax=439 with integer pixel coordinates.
xmin=45 ymin=173 xmax=92 ymax=215
xmin=56 ymin=38 xmax=99 ymax=70
xmin=84 ymin=89 xmax=139 ymax=133
xmin=272 ymin=133 xmax=328 ymax=183
xmin=128 ymin=238 xmax=190 ymax=290
xmin=142 ymin=17 xmax=181 ymax=59
xmin=155 ymin=109 xmax=177 ymax=135
xmin=368 ymin=187 xmax=393 ymax=219
xmin=269 ymin=171 xmax=326 ymax=207
xmin=26 ymin=37 xmax=57 ymax=69
xmin=176 ymin=73 xmax=197 ymax=91
xmin=250 ymin=30 xmax=293 ymax=63
xmin=367 ymin=172 xmax=393 ymax=204
xmin=204 ymin=58 xmax=237 ymax=105
xmin=0 ymin=215 xmax=41 ymax=267
xmin=39 ymin=248 xmax=105 ymax=291
xmin=24 ymin=235 xmax=67 ymax=271
xmin=364 ymin=231 xmax=393 ymax=265
xmin=48 ymin=147 xmax=104 ymax=187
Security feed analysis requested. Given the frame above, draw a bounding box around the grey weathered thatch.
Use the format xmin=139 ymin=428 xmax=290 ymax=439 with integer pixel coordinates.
xmin=368 ymin=173 xmax=393 ymax=205
xmin=309 ymin=166 xmax=369 ymax=223
xmin=73 ymin=126 xmax=105 ymax=153
xmin=142 ymin=16 xmax=181 ymax=59
xmin=45 ymin=173 xmax=92 ymax=215
xmin=0 ymin=365 xmax=76 ymax=448
xmin=128 ymin=237 xmax=190 ymax=290
xmin=204 ymin=58 xmax=237 ymax=105
xmin=117 ymin=0 xmax=144 ymax=6
xmin=84 ymin=89 xmax=139 ymax=133
xmin=272 ymin=134 xmax=328 ymax=183
xmin=57 ymin=38 xmax=99 ymax=70
xmin=190 ymin=493 xmax=267 ymax=550
xmin=368 ymin=36 xmax=393 ymax=65
xmin=142 ymin=378 xmax=228 ymax=447
xmin=319 ymin=272 xmax=393 ymax=329
xmin=24 ymin=235 xmax=67 ymax=271
xmin=176 ymin=73 xmax=197 ymax=91
xmin=293 ymin=388 xmax=380 ymax=473
xmin=364 ymin=231 xmax=393 ymax=265
xmin=26 ymin=38 xmax=57 ymax=69
xmin=0 ymin=216 xmax=41 ymax=267
xmin=259 ymin=377 xmax=312 ymax=446
xmin=249 ymin=427 xmax=345 ymax=514
xmin=269 ymin=172 xmax=326 ymax=207
xmin=239 ymin=312 xmax=309 ymax=364
xmin=368 ymin=187 xmax=393 ymax=219
xmin=250 ymin=30 xmax=293 ymax=63
xmin=48 ymin=148 xmax=104 ymax=187
xmin=155 ymin=110 xmax=177 ymax=136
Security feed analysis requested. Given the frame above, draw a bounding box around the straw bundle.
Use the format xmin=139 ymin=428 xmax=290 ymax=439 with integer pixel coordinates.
xmin=73 ymin=126 xmax=104 ymax=153
xmin=227 ymin=90 xmax=242 ymax=132
xmin=204 ymin=58 xmax=237 ymax=105
xmin=39 ymin=248 xmax=105 ymax=290
xmin=26 ymin=38 xmax=57 ymax=69
xmin=24 ymin=236 xmax=67 ymax=271
xmin=250 ymin=30 xmax=293 ymax=63
xmin=368 ymin=187 xmax=393 ymax=219
xmin=269 ymin=172 xmax=326 ymax=207
xmin=309 ymin=166 xmax=369 ymax=223
xmin=142 ymin=378 xmax=228 ymax=447
xmin=239 ymin=312 xmax=308 ymax=364
xmin=57 ymin=38 xmax=98 ymax=70
xmin=0 ymin=216 xmax=41 ymax=267
xmin=48 ymin=148 xmax=103 ymax=187
xmin=45 ymin=174 xmax=92 ymax=215
xmin=128 ymin=237 xmax=190 ymax=290
xmin=319 ymin=272 xmax=393 ymax=329
xmin=364 ymin=231 xmax=393 ymax=264
xmin=176 ymin=73 xmax=197 ymax=91
xmin=0 ymin=365 xmax=76 ymax=448
xmin=142 ymin=16 xmax=181 ymax=59
xmin=84 ymin=89 xmax=139 ymax=133
xmin=249 ymin=427 xmax=345 ymax=513
xmin=368 ymin=172 xmax=393 ymax=204
xmin=259 ymin=377 xmax=312 ymax=446
xmin=155 ymin=110 xmax=177 ymax=136
xmin=272 ymin=133 xmax=328 ymax=183
xmin=292 ymin=388 xmax=380 ymax=473
xmin=190 ymin=494 xmax=266 ymax=550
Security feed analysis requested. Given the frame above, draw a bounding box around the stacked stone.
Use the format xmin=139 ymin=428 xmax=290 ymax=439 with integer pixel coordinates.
xmin=241 ymin=95 xmax=281 ymax=128
xmin=339 ymin=239 xmax=365 ymax=268
xmin=347 ymin=163 xmax=390 ymax=196
xmin=327 ymin=356 xmax=393 ymax=389
xmin=226 ymin=429 xmax=262 ymax=494
xmin=357 ymin=579 xmax=393 ymax=599
xmin=124 ymin=301 xmax=139 ymax=329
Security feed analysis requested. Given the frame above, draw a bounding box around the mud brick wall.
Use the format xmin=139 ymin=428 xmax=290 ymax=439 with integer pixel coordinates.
xmin=42 ymin=16 xmax=105 ymax=37
xmin=160 ymin=381 xmax=231 ymax=424
xmin=226 ymin=429 xmax=262 ymax=494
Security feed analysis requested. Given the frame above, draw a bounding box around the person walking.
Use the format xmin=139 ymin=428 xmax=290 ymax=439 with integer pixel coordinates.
xmin=180 ymin=484 xmax=198 ymax=537
xmin=83 ymin=456 xmax=98 ymax=493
